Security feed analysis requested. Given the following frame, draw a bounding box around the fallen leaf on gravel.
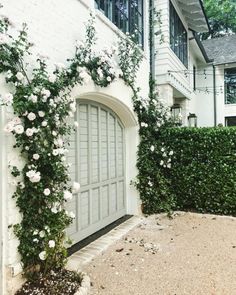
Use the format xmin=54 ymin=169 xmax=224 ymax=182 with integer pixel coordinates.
xmin=116 ymin=248 xmax=124 ymax=252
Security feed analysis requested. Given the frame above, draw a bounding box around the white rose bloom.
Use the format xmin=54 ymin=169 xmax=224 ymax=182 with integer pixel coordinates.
xmin=26 ymin=170 xmax=41 ymax=183
xmin=29 ymin=94 xmax=38 ymax=103
xmin=54 ymin=138 xmax=63 ymax=147
xmin=68 ymin=211 xmax=75 ymax=219
xmin=68 ymin=111 xmax=74 ymax=118
xmin=39 ymin=230 xmax=46 ymax=238
xmin=19 ymin=182 xmax=25 ymax=189
xmin=39 ymin=251 xmax=47 ymax=261
xmin=33 ymin=230 xmax=39 ymax=235
xmin=4 ymin=122 xmax=14 ymax=133
xmin=74 ymin=121 xmax=79 ymax=128
xmin=32 ymin=127 xmax=39 ymax=134
xmin=41 ymin=88 xmax=51 ymax=98
xmin=6 ymin=70 xmax=12 ymax=78
xmin=63 ymin=190 xmax=73 ymax=201
xmin=27 ymin=112 xmax=36 ymax=121
xmin=51 ymin=206 xmax=58 ymax=214
xmin=163 ymin=152 xmax=167 ymax=157
xmin=148 ymin=181 xmax=153 ymax=187
xmin=43 ymin=188 xmax=50 ymax=196
xmin=107 ymin=76 xmax=112 ymax=82
xmin=48 ymin=240 xmax=55 ymax=248
xmin=52 ymin=131 xmax=57 ymax=136
xmin=48 ymin=74 xmax=56 ymax=83
xmin=26 ymin=170 xmax=35 ymax=178
xmin=26 ymin=128 xmax=34 ymax=137
xmin=41 ymin=121 xmax=48 ymax=127
xmin=31 ymin=172 xmax=41 ymax=183
xmin=16 ymin=72 xmax=24 ymax=81
xmin=38 ymin=111 xmax=45 ymax=117
xmin=167 ymin=163 xmax=171 ymax=169
xmin=72 ymin=182 xmax=80 ymax=194
xmin=3 ymin=93 xmax=13 ymax=105
xmin=160 ymin=160 xmax=164 ymax=166
xmin=70 ymin=102 xmax=76 ymax=113
xmin=161 ymin=147 xmax=165 ymax=152
xmin=12 ymin=117 xmax=21 ymax=125
xmin=14 ymin=125 xmax=24 ymax=134
xmin=169 ymin=150 xmax=174 ymax=156
xmin=52 ymin=149 xmax=59 ymax=156
xmin=150 ymin=145 xmax=155 ymax=152
xmin=140 ymin=122 xmax=147 ymax=128
xmin=33 ymin=154 xmax=40 ymax=160
xmin=33 ymin=238 xmax=39 ymax=243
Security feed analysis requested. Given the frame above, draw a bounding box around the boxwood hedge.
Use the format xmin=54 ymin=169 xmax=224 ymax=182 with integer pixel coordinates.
xmin=137 ymin=127 xmax=236 ymax=216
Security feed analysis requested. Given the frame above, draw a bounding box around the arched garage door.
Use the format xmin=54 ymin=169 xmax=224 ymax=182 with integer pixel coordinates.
xmin=67 ymin=101 xmax=126 ymax=243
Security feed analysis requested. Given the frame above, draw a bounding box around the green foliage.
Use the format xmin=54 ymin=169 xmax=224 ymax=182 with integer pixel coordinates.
xmin=133 ymin=80 xmax=176 ymax=214
xmin=141 ymin=127 xmax=236 ymax=216
xmin=0 ymin=10 xmax=145 ymax=280
xmin=202 ymin=0 xmax=236 ymax=39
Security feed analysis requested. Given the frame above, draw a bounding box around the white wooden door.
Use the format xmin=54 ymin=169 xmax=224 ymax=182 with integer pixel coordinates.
xmin=67 ymin=101 xmax=126 ymax=243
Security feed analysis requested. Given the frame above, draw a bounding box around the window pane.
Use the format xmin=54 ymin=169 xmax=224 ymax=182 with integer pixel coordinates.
xmin=96 ymin=0 xmax=113 ymax=20
xmin=225 ymin=116 xmax=236 ymax=126
xmin=169 ymin=1 xmax=188 ymax=67
xmin=225 ymin=68 xmax=236 ymax=104
xmin=96 ymin=0 xmax=144 ymax=46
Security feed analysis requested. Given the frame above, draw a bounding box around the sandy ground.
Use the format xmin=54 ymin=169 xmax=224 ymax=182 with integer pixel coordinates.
xmin=84 ymin=212 xmax=236 ymax=295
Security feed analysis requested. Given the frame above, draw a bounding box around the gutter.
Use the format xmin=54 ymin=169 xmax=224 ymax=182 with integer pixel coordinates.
xmin=149 ymin=0 xmax=155 ymax=79
xmin=213 ymin=65 xmax=217 ymax=126
xmin=190 ymin=31 xmax=213 ymax=64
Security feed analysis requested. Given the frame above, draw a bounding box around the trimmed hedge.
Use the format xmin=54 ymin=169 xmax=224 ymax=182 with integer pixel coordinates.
xmin=138 ymin=127 xmax=236 ymax=216
xmin=163 ymin=127 xmax=236 ymax=215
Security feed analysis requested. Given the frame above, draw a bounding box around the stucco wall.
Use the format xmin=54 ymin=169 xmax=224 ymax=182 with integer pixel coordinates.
xmin=0 ymin=0 xmax=150 ymax=293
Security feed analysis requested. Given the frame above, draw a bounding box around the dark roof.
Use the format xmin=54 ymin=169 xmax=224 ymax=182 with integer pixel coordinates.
xmin=202 ymin=35 xmax=236 ymax=65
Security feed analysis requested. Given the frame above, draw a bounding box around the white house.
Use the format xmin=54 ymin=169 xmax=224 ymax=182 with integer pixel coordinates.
xmin=0 ymin=0 xmax=150 ymax=294
xmin=154 ymin=0 xmax=211 ymax=126
xmin=201 ymin=35 xmax=236 ymax=127
xmin=1 ymin=0 xmax=235 ymax=294
xmin=154 ymin=0 xmax=236 ymax=128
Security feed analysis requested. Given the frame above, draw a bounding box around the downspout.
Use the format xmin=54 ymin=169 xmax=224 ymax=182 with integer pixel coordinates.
xmin=149 ymin=0 xmax=155 ymax=81
xmin=213 ymin=65 xmax=217 ymax=126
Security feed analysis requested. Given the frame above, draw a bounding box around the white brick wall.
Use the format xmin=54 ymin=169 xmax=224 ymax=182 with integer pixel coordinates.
xmin=0 ymin=1 xmax=150 ymax=293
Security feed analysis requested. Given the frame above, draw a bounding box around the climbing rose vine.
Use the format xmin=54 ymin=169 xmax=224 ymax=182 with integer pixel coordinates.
xmin=0 ymin=10 xmax=148 ymax=279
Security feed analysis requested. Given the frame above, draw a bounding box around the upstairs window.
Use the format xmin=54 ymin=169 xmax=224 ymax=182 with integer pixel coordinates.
xmin=225 ymin=68 xmax=236 ymax=104
xmin=95 ymin=0 xmax=144 ymax=46
xmin=169 ymin=1 xmax=188 ymax=67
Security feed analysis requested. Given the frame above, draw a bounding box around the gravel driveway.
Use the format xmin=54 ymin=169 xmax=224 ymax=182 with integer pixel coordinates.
xmin=84 ymin=212 xmax=236 ymax=295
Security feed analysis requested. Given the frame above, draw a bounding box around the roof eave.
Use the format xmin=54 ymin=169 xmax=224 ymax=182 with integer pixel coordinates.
xmin=191 ymin=31 xmax=214 ymax=63
xmin=178 ymin=0 xmax=210 ymax=33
